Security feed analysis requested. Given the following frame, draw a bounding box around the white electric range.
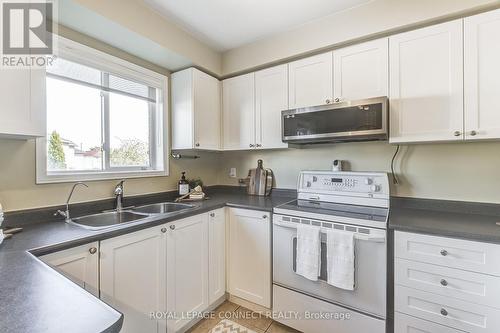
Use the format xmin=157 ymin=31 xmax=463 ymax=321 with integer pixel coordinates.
xmin=272 ymin=170 xmax=389 ymax=333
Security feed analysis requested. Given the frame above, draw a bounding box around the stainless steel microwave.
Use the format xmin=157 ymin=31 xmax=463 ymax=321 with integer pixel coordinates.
xmin=282 ymin=97 xmax=388 ymax=144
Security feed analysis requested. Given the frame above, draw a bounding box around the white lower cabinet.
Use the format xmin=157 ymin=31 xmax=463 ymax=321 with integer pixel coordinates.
xmin=40 ymin=242 xmax=99 ymax=297
xmin=166 ymin=214 xmax=209 ymax=332
xmin=208 ymin=208 xmax=226 ymax=304
xmin=395 ymin=231 xmax=500 ymax=333
xmin=228 ymin=208 xmax=271 ymax=308
xmin=100 ymin=225 xmax=167 ymax=333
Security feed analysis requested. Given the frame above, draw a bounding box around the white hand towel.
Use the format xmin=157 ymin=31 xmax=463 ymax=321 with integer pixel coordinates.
xmin=326 ymin=230 xmax=355 ymax=290
xmin=296 ymin=224 xmax=321 ymax=281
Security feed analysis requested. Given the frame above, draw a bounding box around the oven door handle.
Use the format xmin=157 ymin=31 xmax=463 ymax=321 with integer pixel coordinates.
xmin=273 ymin=220 xmax=386 ymax=243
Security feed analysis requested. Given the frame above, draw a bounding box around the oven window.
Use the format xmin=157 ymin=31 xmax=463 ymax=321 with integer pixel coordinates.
xmin=283 ymin=103 xmax=383 ymax=137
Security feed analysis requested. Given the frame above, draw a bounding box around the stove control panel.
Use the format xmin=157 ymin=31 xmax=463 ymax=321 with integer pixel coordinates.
xmin=299 ymin=171 xmax=389 ymax=197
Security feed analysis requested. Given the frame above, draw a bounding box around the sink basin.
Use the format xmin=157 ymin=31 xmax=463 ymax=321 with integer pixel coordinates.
xmin=133 ymin=202 xmax=194 ymax=215
xmin=69 ymin=211 xmax=149 ymax=230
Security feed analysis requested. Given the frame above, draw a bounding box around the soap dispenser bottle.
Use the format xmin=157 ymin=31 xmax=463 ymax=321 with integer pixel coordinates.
xmin=178 ymin=172 xmax=189 ymax=196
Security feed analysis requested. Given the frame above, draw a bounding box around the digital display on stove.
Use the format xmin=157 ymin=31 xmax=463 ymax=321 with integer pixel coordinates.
xmin=331 ymin=178 xmax=343 ymax=183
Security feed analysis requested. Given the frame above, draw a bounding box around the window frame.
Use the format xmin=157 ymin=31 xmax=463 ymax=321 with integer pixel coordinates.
xmin=36 ymin=36 xmax=169 ymax=184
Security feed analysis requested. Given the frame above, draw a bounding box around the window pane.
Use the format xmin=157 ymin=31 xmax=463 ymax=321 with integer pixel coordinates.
xmin=46 ymin=77 xmax=103 ymax=171
xmin=47 ymin=57 xmax=102 ymax=86
xmin=109 ymin=92 xmax=151 ymax=168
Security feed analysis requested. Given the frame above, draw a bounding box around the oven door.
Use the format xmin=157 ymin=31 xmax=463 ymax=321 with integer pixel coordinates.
xmin=272 ymin=214 xmax=386 ymax=318
xmin=282 ymin=97 xmax=388 ymax=143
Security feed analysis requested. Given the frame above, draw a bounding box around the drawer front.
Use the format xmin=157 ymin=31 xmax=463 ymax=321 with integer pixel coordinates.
xmin=395 ymin=231 xmax=500 ymax=276
xmin=395 ymin=312 xmax=465 ymax=333
xmin=395 ymin=285 xmax=500 ymax=333
xmin=396 ymin=258 xmax=500 ymax=309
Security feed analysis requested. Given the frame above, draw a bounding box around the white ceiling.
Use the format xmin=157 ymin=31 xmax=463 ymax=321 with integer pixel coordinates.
xmin=144 ymin=0 xmax=371 ymax=51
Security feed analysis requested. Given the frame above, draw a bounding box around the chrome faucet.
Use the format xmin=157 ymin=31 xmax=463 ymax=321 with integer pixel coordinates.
xmin=55 ymin=182 xmax=89 ymax=223
xmin=114 ymin=180 xmax=125 ymax=212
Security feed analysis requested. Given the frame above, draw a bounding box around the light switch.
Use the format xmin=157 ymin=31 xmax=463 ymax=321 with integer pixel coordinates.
xmin=229 ymin=168 xmax=237 ymax=178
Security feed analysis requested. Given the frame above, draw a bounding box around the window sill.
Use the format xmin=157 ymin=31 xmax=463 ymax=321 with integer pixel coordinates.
xmin=36 ymin=169 xmax=168 ymax=184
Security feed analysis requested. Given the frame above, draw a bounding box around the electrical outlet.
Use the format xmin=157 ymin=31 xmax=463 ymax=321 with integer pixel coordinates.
xmin=229 ymin=168 xmax=237 ymax=178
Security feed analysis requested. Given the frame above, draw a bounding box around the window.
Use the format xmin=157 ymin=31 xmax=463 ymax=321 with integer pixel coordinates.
xmin=37 ymin=37 xmax=167 ymax=183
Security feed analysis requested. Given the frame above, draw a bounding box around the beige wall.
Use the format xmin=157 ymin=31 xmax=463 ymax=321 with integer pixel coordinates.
xmin=0 ymin=139 xmax=221 ymax=212
xmin=222 ymin=0 xmax=500 ymax=75
xmin=218 ymin=141 xmax=500 ymax=204
xmin=73 ymin=0 xmax=222 ymax=75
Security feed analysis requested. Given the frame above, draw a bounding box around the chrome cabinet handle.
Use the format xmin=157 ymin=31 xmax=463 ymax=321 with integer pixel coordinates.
xmin=210 ymin=213 xmax=215 ymax=218
xmin=249 ymin=144 xmax=255 ymax=148
xmin=161 ymin=227 xmax=167 ymax=233
xmin=470 ymin=130 xmax=477 ymax=136
xmin=334 ymin=97 xmax=341 ymax=103
xmin=440 ymin=249 xmax=448 ymax=256
xmin=440 ymin=279 xmax=448 ymax=286
xmin=262 ymin=215 xmax=268 ymax=219
xmin=89 ymin=247 xmax=97 ymax=255
xmin=195 ymin=143 xmax=200 ymax=147
xmin=170 ymin=225 xmax=175 ymax=230
xmin=453 ymin=131 xmax=461 ymax=137
xmin=440 ymin=308 xmax=448 ymax=316
xmin=325 ymin=99 xmax=331 ymax=104
xmin=256 ymin=144 xmax=262 ymax=147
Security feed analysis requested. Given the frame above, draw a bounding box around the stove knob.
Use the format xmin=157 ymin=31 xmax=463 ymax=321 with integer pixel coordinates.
xmin=371 ymin=185 xmax=381 ymax=192
xmin=365 ymin=178 xmax=373 ymax=185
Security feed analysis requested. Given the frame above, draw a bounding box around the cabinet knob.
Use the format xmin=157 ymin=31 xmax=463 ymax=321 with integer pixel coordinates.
xmin=440 ymin=308 xmax=448 ymax=316
xmin=249 ymin=144 xmax=255 ymax=148
xmin=256 ymin=144 xmax=262 ymax=148
xmin=195 ymin=143 xmax=200 ymax=147
xmin=453 ymin=131 xmax=462 ymax=137
xmin=470 ymin=130 xmax=477 ymax=136
xmin=161 ymin=227 xmax=167 ymax=233
xmin=262 ymin=215 xmax=268 ymax=219
xmin=210 ymin=213 xmax=215 ymax=217
xmin=440 ymin=249 xmax=448 ymax=256
xmin=325 ymin=99 xmax=331 ymax=104
xmin=334 ymin=97 xmax=341 ymax=103
xmin=170 ymin=225 xmax=176 ymax=230
xmin=440 ymin=279 xmax=448 ymax=286
xmin=89 ymin=247 xmax=97 ymax=254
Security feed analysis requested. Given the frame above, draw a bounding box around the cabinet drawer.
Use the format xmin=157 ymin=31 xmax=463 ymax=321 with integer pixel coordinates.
xmin=396 ymin=258 xmax=500 ymax=309
xmin=395 ymin=312 xmax=464 ymax=333
xmin=395 ymin=231 xmax=500 ymax=276
xmin=395 ymin=285 xmax=500 ymax=333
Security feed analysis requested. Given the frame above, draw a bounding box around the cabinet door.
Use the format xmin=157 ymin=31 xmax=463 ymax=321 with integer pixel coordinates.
xmin=288 ymin=52 xmax=333 ymax=109
xmin=194 ymin=69 xmax=221 ymax=150
xmin=171 ymin=69 xmax=194 ymax=149
xmin=333 ymin=38 xmax=388 ymax=101
xmin=100 ymin=225 xmax=167 ymax=333
xmin=255 ymin=64 xmax=288 ymax=149
xmin=40 ymin=242 xmax=99 ymax=297
xmin=228 ymin=208 xmax=271 ymax=308
xmin=0 ymin=66 xmax=46 ymax=139
xmin=208 ymin=208 xmax=226 ymax=304
xmin=389 ymin=20 xmax=464 ymax=143
xmin=167 ymin=214 xmax=209 ymax=332
xmin=465 ymin=9 xmax=500 ymax=141
xmin=222 ymin=73 xmax=255 ymax=150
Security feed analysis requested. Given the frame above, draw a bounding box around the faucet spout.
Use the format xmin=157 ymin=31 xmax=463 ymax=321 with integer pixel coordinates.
xmin=114 ymin=180 xmax=125 ymax=212
xmin=55 ymin=182 xmax=89 ymax=223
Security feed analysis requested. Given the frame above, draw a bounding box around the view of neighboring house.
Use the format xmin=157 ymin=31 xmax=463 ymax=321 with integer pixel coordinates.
xmin=60 ymin=138 xmax=102 ymax=170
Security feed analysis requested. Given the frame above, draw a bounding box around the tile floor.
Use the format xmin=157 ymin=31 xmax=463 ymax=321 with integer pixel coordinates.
xmin=187 ymin=301 xmax=301 ymax=333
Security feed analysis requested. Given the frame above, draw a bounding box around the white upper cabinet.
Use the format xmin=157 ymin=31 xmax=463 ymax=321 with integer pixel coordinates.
xmin=464 ymin=9 xmax=500 ymax=141
xmin=40 ymin=242 xmax=99 ymax=297
xmin=222 ymin=73 xmax=256 ymax=150
xmin=167 ymin=214 xmax=209 ymax=332
xmin=228 ymin=208 xmax=271 ymax=308
xmin=172 ymin=68 xmax=221 ymax=150
xmin=255 ymin=64 xmax=288 ymax=149
xmin=0 ymin=66 xmax=46 ymax=139
xmin=288 ymin=52 xmax=333 ymax=109
xmin=333 ymin=38 xmax=389 ymax=101
xmin=100 ymin=225 xmax=167 ymax=333
xmin=389 ymin=20 xmax=464 ymax=143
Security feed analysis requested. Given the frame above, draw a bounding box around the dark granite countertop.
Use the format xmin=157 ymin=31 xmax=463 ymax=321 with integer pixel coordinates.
xmin=0 ymin=187 xmax=294 ymax=333
xmin=389 ymin=197 xmax=500 ymax=243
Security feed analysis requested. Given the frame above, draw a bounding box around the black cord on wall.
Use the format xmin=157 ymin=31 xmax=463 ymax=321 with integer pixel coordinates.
xmin=391 ymin=145 xmax=401 ymax=185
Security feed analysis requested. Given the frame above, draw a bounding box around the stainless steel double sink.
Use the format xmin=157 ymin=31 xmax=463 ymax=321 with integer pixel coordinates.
xmin=68 ymin=202 xmax=195 ymax=230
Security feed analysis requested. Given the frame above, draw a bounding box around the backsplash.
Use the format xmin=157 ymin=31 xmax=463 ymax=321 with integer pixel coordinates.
xmin=217 ymin=141 xmax=500 ymax=204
